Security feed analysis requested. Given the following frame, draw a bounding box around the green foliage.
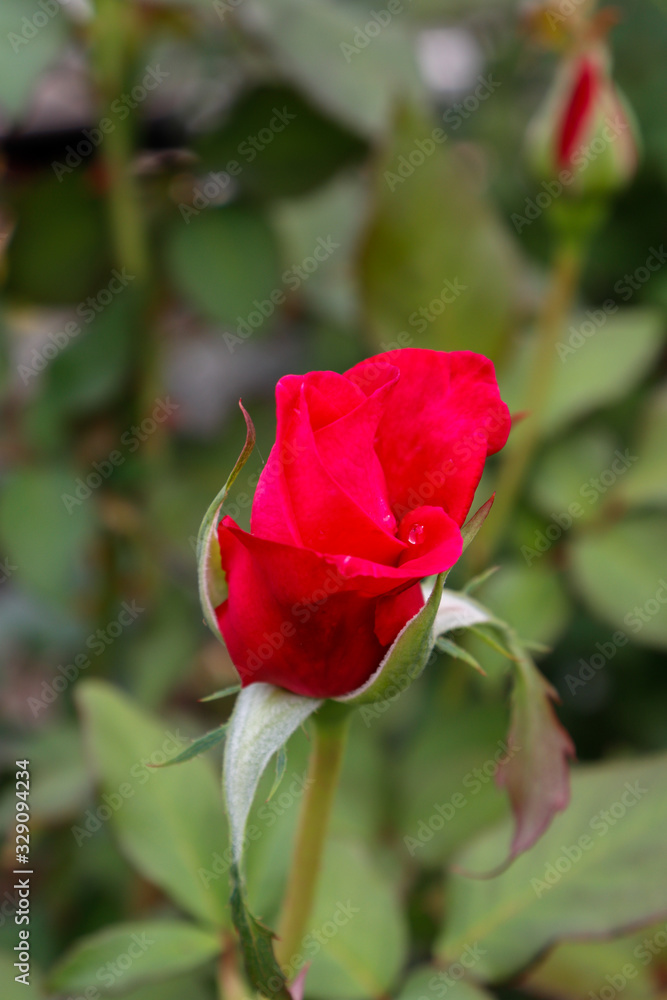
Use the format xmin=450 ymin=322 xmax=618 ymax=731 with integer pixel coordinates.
xmin=2 ymin=0 xmax=667 ymax=996
xmin=437 ymin=752 xmax=667 ymax=981
xmin=48 ymin=921 xmax=221 ymax=994
xmin=76 ymin=680 xmax=230 ymax=927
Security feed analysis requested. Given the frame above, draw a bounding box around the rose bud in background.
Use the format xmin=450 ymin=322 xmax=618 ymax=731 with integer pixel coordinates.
xmin=526 ymin=40 xmax=640 ymax=200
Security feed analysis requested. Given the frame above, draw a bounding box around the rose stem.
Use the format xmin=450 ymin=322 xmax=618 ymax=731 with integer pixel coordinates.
xmin=472 ymin=239 xmax=585 ymax=568
xmin=275 ymin=701 xmax=351 ymax=970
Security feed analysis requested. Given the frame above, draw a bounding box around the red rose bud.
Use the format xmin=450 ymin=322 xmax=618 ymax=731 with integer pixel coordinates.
xmin=527 ymin=43 xmax=640 ymax=198
xmin=214 ymin=349 xmax=510 ymax=699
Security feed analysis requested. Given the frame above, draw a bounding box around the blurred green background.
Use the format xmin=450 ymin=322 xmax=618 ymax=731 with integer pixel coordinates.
xmin=1 ymin=1 xmax=667 ymax=998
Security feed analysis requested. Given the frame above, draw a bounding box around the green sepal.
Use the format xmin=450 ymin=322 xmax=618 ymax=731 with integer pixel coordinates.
xmin=197 ymin=402 xmax=256 ymax=642
xmin=148 ymin=724 xmax=228 ymax=768
xmin=199 ymin=684 xmax=241 ymax=703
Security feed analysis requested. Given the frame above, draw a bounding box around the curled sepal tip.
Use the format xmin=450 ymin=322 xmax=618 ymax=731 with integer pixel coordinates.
xmin=197 ymin=401 xmax=255 ymax=642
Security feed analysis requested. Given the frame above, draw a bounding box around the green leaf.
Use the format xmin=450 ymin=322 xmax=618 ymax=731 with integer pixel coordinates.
xmin=529 ymin=428 xmax=618 ymax=524
xmin=0 ymin=949 xmax=42 ymax=1000
xmin=0 ymin=466 xmax=97 ymax=606
xmin=197 ymin=402 xmax=255 ymax=642
xmin=303 ymin=840 xmax=408 ymax=999
xmin=501 ymin=307 xmax=664 ymax=438
xmin=396 ymin=966 xmax=494 ymax=1000
xmin=76 ymin=680 xmax=229 ymax=927
xmin=569 ymin=513 xmax=667 ymax=649
xmin=165 ymin=205 xmax=281 ymax=329
xmin=397 ymin=700 xmax=510 ymax=865
xmin=41 ymin=290 xmax=137 ymax=415
xmin=149 ymin=724 xmax=228 ymax=768
xmin=613 ymin=384 xmax=667 ymax=508
xmin=48 ymin=921 xmax=221 ymax=995
xmin=235 ymin=0 xmax=422 ymax=139
xmin=437 ymin=752 xmax=667 ymax=982
xmin=336 ymin=572 xmax=446 ymax=707
xmin=521 ymin=926 xmax=667 ymax=1000
xmin=361 ymin=106 xmax=520 ymax=358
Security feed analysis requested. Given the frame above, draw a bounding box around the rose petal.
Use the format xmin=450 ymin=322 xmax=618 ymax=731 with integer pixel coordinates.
xmin=346 ymin=349 xmax=511 ymax=526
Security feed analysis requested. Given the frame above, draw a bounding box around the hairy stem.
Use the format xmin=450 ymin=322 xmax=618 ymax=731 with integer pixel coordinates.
xmin=275 ymin=703 xmax=351 ymax=972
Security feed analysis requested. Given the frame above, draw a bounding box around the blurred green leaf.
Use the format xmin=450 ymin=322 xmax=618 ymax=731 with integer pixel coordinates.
xmin=569 ymin=514 xmax=667 ymax=650
xmin=397 ymin=701 xmax=510 ymax=865
xmin=396 ymin=966 xmax=494 ymax=1000
xmin=437 ymin=752 xmax=667 ymax=981
xmin=305 ymin=839 xmax=407 ymax=1000
xmin=502 ymin=308 xmax=664 ymax=437
xmin=76 ymin=680 xmax=230 ymax=927
xmin=235 ymin=0 xmax=422 ymax=138
xmin=521 ymin=924 xmax=667 ymax=1000
xmin=165 ymin=205 xmax=281 ymax=330
xmin=48 ymin=921 xmax=221 ymax=994
xmin=0 ymin=0 xmax=67 ymax=119
xmin=272 ymin=173 xmax=367 ymax=327
xmin=529 ymin=428 xmax=618 ymax=524
xmin=361 ymin=107 xmax=520 ymax=358
xmin=41 ymin=289 xmax=137 ymax=415
xmin=0 ymin=466 xmax=97 ymax=605
xmin=0 ymin=950 xmax=42 ymax=1000
xmin=0 ymin=724 xmax=89 ymax=830
xmin=7 ymin=173 xmax=110 ymax=304
xmin=613 ymin=384 xmax=667 ymax=509
xmin=196 ymin=84 xmax=367 ymax=199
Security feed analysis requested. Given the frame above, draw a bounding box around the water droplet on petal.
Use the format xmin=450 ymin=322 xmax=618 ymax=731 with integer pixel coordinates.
xmin=407 ymin=523 xmax=424 ymax=545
